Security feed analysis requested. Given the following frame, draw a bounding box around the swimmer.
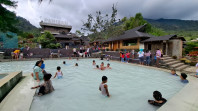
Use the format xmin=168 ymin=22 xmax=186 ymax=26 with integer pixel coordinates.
xmin=148 ymin=91 xmax=167 ymax=106
xmin=100 ymin=62 xmax=106 ymax=70
xmin=170 ymin=69 xmax=178 ymax=76
xmin=93 ymin=60 xmax=96 ymax=65
xmin=99 ymin=76 xmax=110 ymax=97
xmin=106 ymin=63 xmax=112 ymax=69
xmin=75 ymin=63 xmax=78 ymax=66
xmin=54 ymin=66 xmax=63 ymax=79
xmin=63 ymin=61 xmax=66 ymax=65
xmin=95 ymin=65 xmax=100 ymax=69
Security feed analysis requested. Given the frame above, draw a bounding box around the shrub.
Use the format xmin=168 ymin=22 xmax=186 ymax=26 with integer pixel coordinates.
xmin=185 ymin=60 xmax=191 ymax=64
xmin=172 ymin=55 xmax=177 ymax=59
xmin=106 ymin=48 xmax=109 ymax=51
xmin=180 ymin=58 xmax=187 ymax=63
xmin=190 ymin=62 xmax=197 ymax=66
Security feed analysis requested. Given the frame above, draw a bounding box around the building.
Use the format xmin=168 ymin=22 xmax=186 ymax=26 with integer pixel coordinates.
xmin=40 ymin=21 xmax=89 ymax=48
xmin=102 ymin=24 xmax=185 ymax=58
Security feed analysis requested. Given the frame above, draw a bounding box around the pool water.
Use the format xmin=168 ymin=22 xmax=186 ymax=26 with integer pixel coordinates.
xmin=0 ymin=59 xmax=185 ymax=111
xmin=0 ymin=74 xmax=8 ymax=79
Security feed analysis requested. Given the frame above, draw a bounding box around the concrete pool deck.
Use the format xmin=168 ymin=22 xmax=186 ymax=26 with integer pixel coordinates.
xmin=0 ymin=59 xmax=197 ymax=111
xmin=0 ymin=74 xmax=38 ymax=111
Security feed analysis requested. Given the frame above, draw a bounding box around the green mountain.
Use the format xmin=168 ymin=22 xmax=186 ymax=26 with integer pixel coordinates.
xmin=16 ymin=16 xmax=38 ymax=32
xmin=145 ymin=18 xmax=198 ymax=31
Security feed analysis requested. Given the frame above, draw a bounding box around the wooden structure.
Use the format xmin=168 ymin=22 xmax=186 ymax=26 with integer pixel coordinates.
xmin=40 ymin=21 xmax=89 ymax=48
xmin=101 ymin=24 xmax=185 ymax=58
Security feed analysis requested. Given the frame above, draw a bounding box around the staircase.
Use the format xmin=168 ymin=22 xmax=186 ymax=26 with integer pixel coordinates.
xmin=160 ymin=55 xmax=189 ymax=71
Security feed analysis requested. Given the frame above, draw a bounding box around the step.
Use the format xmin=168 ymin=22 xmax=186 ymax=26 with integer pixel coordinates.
xmin=162 ymin=56 xmax=172 ymax=59
xmin=163 ymin=59 xmax=175 ymax=63
xmin=175 ymin=65 xmax=189 ymax=71
xmin=170 ymin=63 xmax=184 ymax=68
xmin=0 ymin=75 xmax=38 ymax=111
xmin=166 ymin=61 xmax=180 ymax=65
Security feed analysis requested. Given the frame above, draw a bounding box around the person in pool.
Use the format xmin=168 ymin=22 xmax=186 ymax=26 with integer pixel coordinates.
xmin=93 ymin=60 xmax=96 ymax=66
xmin=63 ymin=61 xmax=66 ymax=65
xmin=75 ymin=63 xmax=78 ymax=66
xmin=99 ymin=76 xmax=110 ymax=97
xmin=100 ymin=62 xmax=106 ymax=70
xmin=54 ymin=66 xmax=63 ymax=79
xmin=106 ymin=63 xmax=112 ymax=69
xmin=171 ymin=69 xmax=178 ymax=76
xmin=95 ymin=65 xmax=100 ymax=69
xmin=31 ymin=74 xmax=54 ymax=96
xmin=32 ymin=60 xmax=44 ymax=82
xmin=180 ymin=73 xmax=189 ymax=83
xmin=148 ymin=91 xmax=167 ymax=106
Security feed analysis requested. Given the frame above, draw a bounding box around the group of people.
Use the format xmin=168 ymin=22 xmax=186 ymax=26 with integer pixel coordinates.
xmin=11 ymin=45 xmax=30 ymax=60
xmin=73 ymin=47 xmax=92 ymax=58
xmin=93 ymin=60 xmax=112 ymax=70
xmin=30 ymin=56 xmax=190 ymax=109
xmin=119 ymin=49 xmax=162 ymax=67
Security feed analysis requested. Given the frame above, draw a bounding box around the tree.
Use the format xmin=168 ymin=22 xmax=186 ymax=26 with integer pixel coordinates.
xmin=75 ymin=30 xmax=84 ymax=37
xmin=37 ymin=31 xmax=60 ymax=49
xmin=122 ymin=13 xmax=167 ymax=36
xmin=81 ymin=4 xmax=118 ymax=34
xmin=0 ymin=0 xmax=18 ymax=33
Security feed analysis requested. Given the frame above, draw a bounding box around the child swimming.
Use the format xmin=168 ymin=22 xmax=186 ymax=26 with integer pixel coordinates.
xmin=75 ymin=63 xmax=78 ymax=66
xmin=106 ymin=63 xmax=112 ymax=69
xmin=93 ymin=60 xmax=96 ymax=65
xmin=31 ymin=74 xmax=54 ymax=96
xmin=53 ymin=66 xmax=63 ymax=79
xmin=100 ymin=62 xmax=106 ymax=70
xmin=148 ymin=91 xmax=167 ymax=106
xmin=180 ymin=73 xmax=189 ymax=83
xmin=170 ymin=69 xmax=178 ymax=76
xmin=99 ymin=76 xmax=110 ymax=97
xmin=63 ymin=61 xmax=66 ymax=65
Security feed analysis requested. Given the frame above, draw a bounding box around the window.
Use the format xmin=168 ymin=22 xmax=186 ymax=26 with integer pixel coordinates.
xmin=122 ymin=39 xmax=137 ymax=46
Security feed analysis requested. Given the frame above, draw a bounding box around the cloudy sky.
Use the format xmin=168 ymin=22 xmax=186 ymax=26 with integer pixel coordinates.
xmin=8 ymin=0 xmax=198 ymax=32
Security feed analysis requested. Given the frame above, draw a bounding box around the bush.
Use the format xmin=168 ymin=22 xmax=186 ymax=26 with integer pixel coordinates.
xmin=190 ymin=62 xmax=197 ymax=66
xmin=185 ymin=60 xmax=191 ymax=64
xmin=180 ymin=58 xmax=187 ymax=63
xmin=106 ymin=48 xmax=109 ymax=51
xmin=172 ymin=55 xmax=177 ymax=59
xmin=185 ymin=42 xmax=198 ymax=54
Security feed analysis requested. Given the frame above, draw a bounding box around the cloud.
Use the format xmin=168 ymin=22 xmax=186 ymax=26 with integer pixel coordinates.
xmin=9 ymin=0 xmax=198 ymax=33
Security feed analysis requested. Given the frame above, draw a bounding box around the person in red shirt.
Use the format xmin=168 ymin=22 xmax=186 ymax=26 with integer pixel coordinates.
xmin=121 ymin=53 xmax=125 ymax=62
xmin=126 ymin=51 xmax=130 ymax=63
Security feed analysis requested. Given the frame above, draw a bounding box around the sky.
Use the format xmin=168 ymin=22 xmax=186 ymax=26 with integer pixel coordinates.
xmin=8 ymin=0 xmax=198 ymax=33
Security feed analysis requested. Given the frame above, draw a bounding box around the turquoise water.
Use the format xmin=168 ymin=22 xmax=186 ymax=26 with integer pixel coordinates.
xmin=0 ymin=59 xmax=185 ymax=111
xmin=0 ymin=74 xmax=8 ymax=79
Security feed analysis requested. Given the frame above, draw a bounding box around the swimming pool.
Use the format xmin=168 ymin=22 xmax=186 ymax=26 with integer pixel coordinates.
xmin=0 ymin=59 xmax=185 ymax=111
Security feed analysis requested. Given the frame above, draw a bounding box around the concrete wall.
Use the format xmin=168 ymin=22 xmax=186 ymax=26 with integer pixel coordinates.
xmin=4 ymin=48 xmax=73 ymax=59
xmin=0 ymin=71 xmax=22 ymax=102
xmin=171 ymin=39 xmax=183 ymax=59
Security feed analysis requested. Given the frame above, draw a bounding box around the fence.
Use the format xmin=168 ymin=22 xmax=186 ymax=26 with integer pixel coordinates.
xmin=0 ymin=32 xmax=18 ymax=49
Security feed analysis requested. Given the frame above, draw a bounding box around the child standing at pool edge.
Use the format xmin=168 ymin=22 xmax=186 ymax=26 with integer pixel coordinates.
xmin=54 ymin=66 xmax=63 ymax=79
xmin=99 ymin=76 xmax=110 ymax=97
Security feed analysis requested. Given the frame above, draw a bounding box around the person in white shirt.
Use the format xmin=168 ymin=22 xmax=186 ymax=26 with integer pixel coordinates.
xmin=137 ymin=49 xmax=144 ymax=65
